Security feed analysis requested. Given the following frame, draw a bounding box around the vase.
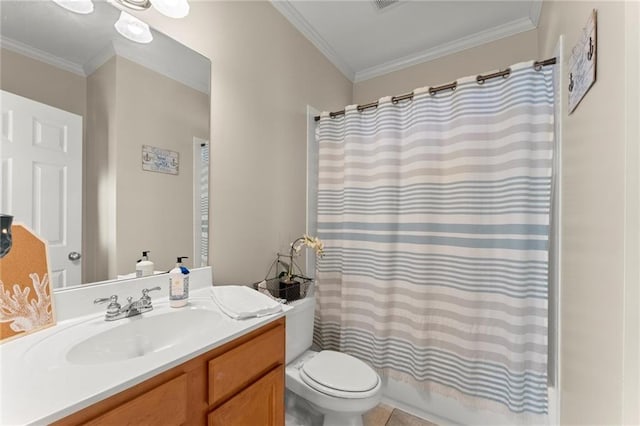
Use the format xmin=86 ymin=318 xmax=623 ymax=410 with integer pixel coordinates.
xmin=0 ymin=214 xmax=13 ymax=258
xmin=278 ymin=278 xmax=301 ymax=301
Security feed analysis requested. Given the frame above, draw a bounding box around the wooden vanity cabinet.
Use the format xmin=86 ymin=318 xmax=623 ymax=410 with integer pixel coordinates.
xmin=208 ymin=367 xmax=283 ymax=426
xmin=53 ymin=317 xmax=285 ymax=426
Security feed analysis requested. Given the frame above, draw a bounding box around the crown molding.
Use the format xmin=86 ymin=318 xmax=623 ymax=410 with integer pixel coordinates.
xmin=529 ymin=0 xmax=543 ymax=27
xmin=83 ymin=43 xmax=116 ymax=77
xmin=269 ymin=0 xmax=355 ymax=81
xmin=0 ymin=36 xmax=86 ymax=77
xmin=354 ymin=17 xmax=536 ymax=83
xmin=1 ymin=37 xmax=209 ymax=95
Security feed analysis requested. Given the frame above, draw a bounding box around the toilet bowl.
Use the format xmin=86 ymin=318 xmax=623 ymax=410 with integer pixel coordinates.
xmin=285 ymin=297 xmax=382 ymax=426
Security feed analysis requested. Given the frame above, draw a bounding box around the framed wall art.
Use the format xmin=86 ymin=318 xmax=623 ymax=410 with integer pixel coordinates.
xmin=0 ymin=221 xmax=56 ymax=343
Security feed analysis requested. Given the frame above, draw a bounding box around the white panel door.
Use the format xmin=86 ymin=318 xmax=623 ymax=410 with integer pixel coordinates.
xmin=0 ymin=90 xmax=82 ymax=288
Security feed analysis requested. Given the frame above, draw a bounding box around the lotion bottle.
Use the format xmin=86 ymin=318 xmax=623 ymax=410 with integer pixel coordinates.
xmin=169 ymin=256 xmax=190 ymax=308
xmin=136 ymin=251 xmax=154 ymax=277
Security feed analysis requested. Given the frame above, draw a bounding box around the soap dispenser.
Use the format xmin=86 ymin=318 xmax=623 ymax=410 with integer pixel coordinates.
xmin=169 ymin=256 xmax=190 ymax=308
xmin=136 ymin=251 xmax=154 ymax=277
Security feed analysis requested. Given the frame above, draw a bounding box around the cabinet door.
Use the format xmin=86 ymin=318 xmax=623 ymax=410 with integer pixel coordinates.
xmin=208 ymin=323 xmax=284 ymax=406
xmin=84 ymin=374 xmax=188 ymax=426
xmin=208 ymin=366 xmax=284 ymax=426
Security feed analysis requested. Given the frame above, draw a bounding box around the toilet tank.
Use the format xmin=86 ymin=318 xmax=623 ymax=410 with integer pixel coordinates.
xmin=285 ymin=296 xmax=315 ymax=364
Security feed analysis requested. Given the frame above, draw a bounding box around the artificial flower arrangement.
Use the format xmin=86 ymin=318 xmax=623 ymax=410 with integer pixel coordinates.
xmin=282 ymin=235 xmax=324 ymax=281
xmin=277 ymin=235 xmax=324 ymax=301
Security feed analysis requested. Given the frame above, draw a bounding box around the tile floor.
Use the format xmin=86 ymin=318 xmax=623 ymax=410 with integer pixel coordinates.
xmin=285 ymin=390 xmax=437 ymax=426
xmin=364 ymin=404 xmax=438 ymax=426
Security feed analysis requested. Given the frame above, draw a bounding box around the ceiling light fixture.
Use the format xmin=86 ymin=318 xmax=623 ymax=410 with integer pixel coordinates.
xmin=113 ymin=0 xmax=151 ymax=11
xmin=114 ymin=11 xmax=153 ymax=44
xmin=51 ymin=0 xmax=94 ymax=14
xmin=114 ymin=0 xmax=189 ymax=18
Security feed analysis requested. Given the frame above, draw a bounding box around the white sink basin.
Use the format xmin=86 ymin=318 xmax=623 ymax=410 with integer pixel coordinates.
xmin=66 ymin=308 xmax=221 ymax=365
xmin=22 ymin=302 xmax=230 ymax=368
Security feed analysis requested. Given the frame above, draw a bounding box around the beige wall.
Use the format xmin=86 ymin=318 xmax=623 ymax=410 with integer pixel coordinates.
xmin=132 ymin=1 xmax=353 ymax=284
xmin=0 ymin=48 xmax=86 ymax=117
xmin=625 ymin=4 xmax=640 ymax=423
xmin=352 ymin=30 xmax=538 ymax=104
xmin=86 ymin=56 xmax=209 ymax=279
xmin=115 ymin=56 xmax=209 ymax=275
xmin=85 ymin=56 xmax=117 ymax=283
xmin=538 ymin=1 xmax=639 ymax=424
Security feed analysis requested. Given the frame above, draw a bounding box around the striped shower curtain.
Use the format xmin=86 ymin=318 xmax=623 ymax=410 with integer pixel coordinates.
xmin=314 ymin=61 xmax=554 ymax=416
xmin=199 ymin=143 xmax=209 ymax=267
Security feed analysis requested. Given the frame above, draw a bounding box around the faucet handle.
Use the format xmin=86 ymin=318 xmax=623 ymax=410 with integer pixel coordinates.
xmin=142 ymin=286 xmax=161 ymax=297
xmin=140 ymin=287 xmax=161 ymax=307
xmin=94 ymin=294 xmax=118 ymax=305
xmin=94 ymin=295 xmax=121 ymax=316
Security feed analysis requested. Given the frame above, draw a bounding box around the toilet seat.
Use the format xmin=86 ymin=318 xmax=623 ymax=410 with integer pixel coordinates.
xmin=299 ymin=350 xmax=380 ymax=399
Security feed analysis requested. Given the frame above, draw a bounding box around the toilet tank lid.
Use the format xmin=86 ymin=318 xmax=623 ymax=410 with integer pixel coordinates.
xmin=301 ymin=350 xmax=379 ymax=393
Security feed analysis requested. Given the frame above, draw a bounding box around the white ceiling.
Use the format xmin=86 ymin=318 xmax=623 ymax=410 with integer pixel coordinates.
xmin=0 ymin=1 xmax=210 ymax=94
xmin=1 ymin=1 xmax=541 ymax=89
xmin=270 ymin=0 xmax=542 ymax=82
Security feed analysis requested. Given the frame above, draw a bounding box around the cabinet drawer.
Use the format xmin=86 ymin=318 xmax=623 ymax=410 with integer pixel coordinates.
xmin=208 ymin=365 xmax=284 ymax=426
xmin=84 ymin=374 xmax=188 ymax=426
xmin=208 ymin=323 xmax=284 ymax=406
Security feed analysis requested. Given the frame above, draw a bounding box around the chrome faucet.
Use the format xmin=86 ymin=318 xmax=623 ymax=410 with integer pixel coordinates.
xmin=94 ymin=287 xmax=161 ymax=321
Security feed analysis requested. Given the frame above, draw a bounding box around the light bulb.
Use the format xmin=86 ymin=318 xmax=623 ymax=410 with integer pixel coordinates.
xmin=51 ymin=0 xmax=94 ymax=14
xmin=114 ymin=11 xmax=153 ymax=44
xmin=150 ymin=0 xmax=189 ymax=19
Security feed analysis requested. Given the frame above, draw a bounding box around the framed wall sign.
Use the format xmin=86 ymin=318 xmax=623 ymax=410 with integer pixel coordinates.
xmin=568 ymin=9 xmax=597 ymax=114
xmin=142 ymin=145 xmax=179 ymax=175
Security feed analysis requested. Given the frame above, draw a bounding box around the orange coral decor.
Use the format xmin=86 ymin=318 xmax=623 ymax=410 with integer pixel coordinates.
xmin=0 ymin=224 xmax=56 ymax=343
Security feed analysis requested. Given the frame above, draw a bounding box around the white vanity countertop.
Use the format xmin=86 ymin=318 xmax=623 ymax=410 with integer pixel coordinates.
xmin=0 ymin=287 xmax=287 ymax=425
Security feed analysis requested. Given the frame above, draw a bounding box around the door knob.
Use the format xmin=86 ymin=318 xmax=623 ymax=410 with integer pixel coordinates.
xmin=68 ymin=251 xmax=82 ymax=261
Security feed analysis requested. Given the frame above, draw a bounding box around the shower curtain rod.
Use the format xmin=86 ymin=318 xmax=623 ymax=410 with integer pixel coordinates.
xmin=314 ymin=57 xmax=557 ymax=122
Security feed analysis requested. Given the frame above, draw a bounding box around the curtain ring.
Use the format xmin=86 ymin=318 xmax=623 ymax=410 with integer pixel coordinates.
xmin=476 ymin=75 xmax=485 ymax=85
xmin=429 ymin=82 xmax=456 ymax=96
xmin=587 ymin=36 xmax=594 ymax=61
xmin=502 ymin=68 xmax=511 ymax=79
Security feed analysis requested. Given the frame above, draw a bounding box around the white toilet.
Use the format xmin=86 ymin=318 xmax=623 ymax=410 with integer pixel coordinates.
xmin=285 ymin=296 xmax=382 ymax=426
